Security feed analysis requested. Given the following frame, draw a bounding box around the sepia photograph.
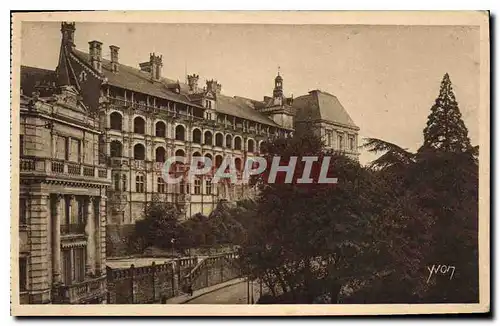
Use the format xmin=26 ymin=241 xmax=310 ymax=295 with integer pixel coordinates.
xmin=10 ymin=11 xmax=490 ymax=316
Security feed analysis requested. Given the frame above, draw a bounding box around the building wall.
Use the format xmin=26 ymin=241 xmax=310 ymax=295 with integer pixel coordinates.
xmin=295 ymin=120 xmax=360 ymax=160
xmin=19 ymin=88 xmax=110 ymax=304
xmin=102 ymin=100 xmax=262 ymax=225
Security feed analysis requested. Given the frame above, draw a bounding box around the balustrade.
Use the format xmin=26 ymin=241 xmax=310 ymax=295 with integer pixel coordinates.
xmin=20 ymin=156 xmax=109 ymax=180
xmin=57 ymin=276 xmax=106 ymax=304
xmin=60 ymin=223 xmax=86 ymax=235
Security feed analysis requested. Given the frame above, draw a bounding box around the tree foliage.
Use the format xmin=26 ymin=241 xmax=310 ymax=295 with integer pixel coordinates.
xmin=420 ymin=73 xmax=473 ymax=154
xmin=133 ymin=198 xmax=183 ymax=251
xmin=238 ymin=73 xmax=478 ymax=304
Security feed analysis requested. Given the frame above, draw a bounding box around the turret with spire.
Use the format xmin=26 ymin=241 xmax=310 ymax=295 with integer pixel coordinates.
xmin=273 ymin=66 xmax=284 ymax=99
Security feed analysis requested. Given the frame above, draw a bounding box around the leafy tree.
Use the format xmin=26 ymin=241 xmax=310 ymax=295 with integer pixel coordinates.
xmin=361 ymin=137 xmax=416 ymax=170
xmin=133 ymin=198 xmax=183 ymax=251
xmin=238 ymin=134 xmax=385 ymax=302
xmin=239 ymin=73 xmax=479 ymax=304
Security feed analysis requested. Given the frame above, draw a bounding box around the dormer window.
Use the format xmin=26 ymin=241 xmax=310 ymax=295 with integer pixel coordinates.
xmin=79 ymin=71 xmax=87 ymax=82
xmin=205 ymin=100 xmax=212 ymax=109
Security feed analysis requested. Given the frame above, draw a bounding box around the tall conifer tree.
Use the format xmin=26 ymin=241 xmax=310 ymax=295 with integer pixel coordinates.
xmin=419 ymin=73 xmax=472 ymax=154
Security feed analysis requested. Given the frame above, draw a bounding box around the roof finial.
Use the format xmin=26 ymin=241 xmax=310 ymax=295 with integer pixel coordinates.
xmin=277 ymin=65 xmax=280 ymax=76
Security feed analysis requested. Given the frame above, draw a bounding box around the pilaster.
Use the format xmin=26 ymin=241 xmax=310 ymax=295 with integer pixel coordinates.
xmin=28 ymin=191 xmax=51 ymax=303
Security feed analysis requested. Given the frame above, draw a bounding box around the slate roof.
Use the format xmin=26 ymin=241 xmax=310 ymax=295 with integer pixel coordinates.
xmin=293 ymin=90 xmax=359 ymax=130
xmin=71 ymin=49 xmax=280 ymax=127
xmin=20 ymin=65 xmax=57 ymax=96
xmin=72 ymin=49 xmax=199 ymax=108
xmin=217 ymin=95 xmax=279 ymax=126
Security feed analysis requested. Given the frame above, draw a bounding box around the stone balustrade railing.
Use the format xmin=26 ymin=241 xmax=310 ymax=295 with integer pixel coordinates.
xmin=20 ymin=156 xmax=109 ymax=181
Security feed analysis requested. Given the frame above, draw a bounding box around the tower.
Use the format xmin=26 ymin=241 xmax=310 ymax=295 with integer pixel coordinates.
xmin=273 ymin=67 xmax=283 ymax=99
xmin=89 ymin=40 xmax=103 ymax=73
xmin=110 ymin=45 xmax=120 ymax=73
xmin=187 ymin=74 xmax=199 ymax=93
xmin=60 ymin=22 xmax=76 ymax=48
xmin=150 ymin=53 xmax=163 ymax=80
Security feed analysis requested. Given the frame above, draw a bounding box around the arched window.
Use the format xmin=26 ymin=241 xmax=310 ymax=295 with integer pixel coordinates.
xmin=192 ymin=152 xmax=202 ymax=168
xmin=215 ymin=133 xmax=223 ymax=147
xmin=134 ymin=143 xmax=145 ymax=160
xmin=110 ymin=112 xmax=122 ymax=131
xmin=174 ymin=149 xmax=185 ymax=170
xmin=135 ymin=174 xmax=145 ymax=192
xmin=234 ymin=137 xmax=242 ymax=150
xmin=204 ymin=153 xmax=213 ymax=167
xmin=259 ymin=141 xmax=266 ymax=153
xmin=155 ymin=121 xmax=166 ymax=137
xmin=157 ymin=177 xmax=166 ymax=193
xmin=175 ymin=149 xmax=185 ymax=157
xmin=225 ymin=135 xmax=232 ymax=149
xmin=215 ymin=155 xmax=223 ymax=168
xmin=175 ymin=125 xmax=185 ymax=141
xmin=110 ymin=140 xmax=122 ymax=158
xmin=122 ymin=174 xmax=127 ymax=191
xmin=155 ymin=147 xmax=166 ymax=162
xmin=247 ymin=139 xmax=255 ymax=153
xmin=192 ymin=129 xmax=202 ymax=144
xmin=204 ymin=131 xmax=213 ymax=145
xmin=234 ymin=157 xmax=242 ymax=171
xmin=134 ymin=116 xmax=145 ymax=134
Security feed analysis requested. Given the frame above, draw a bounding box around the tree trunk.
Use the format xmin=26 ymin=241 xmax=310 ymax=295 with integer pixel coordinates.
xmin=330 ymin=282 xmax=342 ymax=304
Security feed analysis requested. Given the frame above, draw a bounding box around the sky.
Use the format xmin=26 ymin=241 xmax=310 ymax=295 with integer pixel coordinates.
xmin=21 ymin=22 xmax=480 ymax=165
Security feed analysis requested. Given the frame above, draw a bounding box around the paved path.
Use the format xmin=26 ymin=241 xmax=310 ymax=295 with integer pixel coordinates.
xmin=185 ymin=280 xmax=263 ymax=304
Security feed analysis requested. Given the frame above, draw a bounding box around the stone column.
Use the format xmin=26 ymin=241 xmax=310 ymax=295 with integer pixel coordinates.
xmin=52 ymin=195 xmax=63 ymax=284
xmin=85 ymin=196 xmax=94 ymax=276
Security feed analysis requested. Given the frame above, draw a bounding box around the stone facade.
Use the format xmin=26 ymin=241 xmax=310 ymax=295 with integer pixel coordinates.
xmin=19 ymin=81 xmax=111 ymax=304
xmin=54 ymin=22 xmax=297 ymax=225
xmin=106 ymin=257 xmax=198 ymax=304
xmin=293 ymin=90 xmax=360 ymax=160
xmin=19 ymin=23 xmax=362 ymax=299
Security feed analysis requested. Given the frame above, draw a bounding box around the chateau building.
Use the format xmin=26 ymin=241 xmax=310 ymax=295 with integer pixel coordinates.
xmin=293 ymin=90 xmax=360 ymax=160
xmin=19 ymin=22 xmax=360 ymax=303
xmin=54 ymin=22 xmax=299 ymax=225
xmin=19 ymin=67 xmax=110 ymax=304
xmin=18 ymin=23 xmax=361 ymax=299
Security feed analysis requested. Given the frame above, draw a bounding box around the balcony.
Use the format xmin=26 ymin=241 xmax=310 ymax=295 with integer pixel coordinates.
xmin=20 ymin=156 xmax=110 ymax=182
xmin=60 ymin=224 xmax=86 ymax=235
xmin=55 ymin=275 xmax=106 ymax=304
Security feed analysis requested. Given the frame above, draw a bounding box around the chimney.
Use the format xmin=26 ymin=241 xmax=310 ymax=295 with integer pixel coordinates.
xmin=110 ymin=45 xmax=120 ymax=73
xmin=89 ymin=40 xmax=103 ymax=73
xmin=206 ymin=79 xmax=221 ymax=94
xmin=140 ymin=53 xmax=163 ymax=80
xmin=150 ymin=53 xmax=163 ymax=80
xmin=60 ymin=22 xmax=76 ymax=49
xmin=187 ymin=74 xmax=199 ymax=93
